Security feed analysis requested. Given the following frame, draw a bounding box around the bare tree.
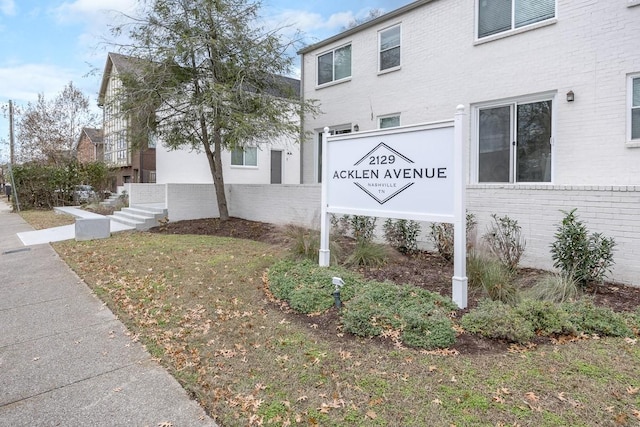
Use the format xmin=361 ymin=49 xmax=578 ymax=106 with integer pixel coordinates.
xmin=16 ymin=82 xmax=98 ymax=165
xmin=343 ymin=8 xmax=385 ymax=30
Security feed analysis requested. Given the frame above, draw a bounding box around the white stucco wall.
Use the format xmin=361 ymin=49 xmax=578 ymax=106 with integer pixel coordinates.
xmin=155 ymin=132 xmax=301 ymax=184
xmin=300 ymin=0 xmax=640 ymax=186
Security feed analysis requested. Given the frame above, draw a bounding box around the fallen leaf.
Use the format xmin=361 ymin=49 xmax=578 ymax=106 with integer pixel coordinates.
xmin=432 ymin=399 xmax=442 ymax=405
xmin=296 ymin=395 xmax=308 ymax=402
xmin=624 ymin=337 xmax=637 ymax=345
xmin=627 ymin=386 xmax=639 ymax=396
xmin=524 ymin=392 xmax=539 ymax=402
xmin=556 ymin=392 xmax=566 ymax=401
xmin=632 ymin=409 xmax=640 ymax=420
xmin=366 ymin=410 xmax=377 ymax=419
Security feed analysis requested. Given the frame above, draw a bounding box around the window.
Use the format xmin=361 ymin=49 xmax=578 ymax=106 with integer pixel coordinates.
xmin=317 ymin=45 xmax=352 ymax=85
xmin=477 ymin=0 xmax=555 ymax=39
xmin=231 ymin=146 xmax=257 ymax=166
xmin=317 ymin=127 xmax=351 ymax=182
xmin=630 ymin=75 xmax=640 ymax=143
xmin=379 ymin=25 xmax=401 ymax=71
xmin=379 ymin=114 xmax=400 ymax=128
xmin=476 ymin=97 xmax=553 ymax=183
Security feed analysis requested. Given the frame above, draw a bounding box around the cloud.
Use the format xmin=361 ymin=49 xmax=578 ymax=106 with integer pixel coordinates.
xmin=264 ymin=8 xmax=355 ymax=42
xmin=0 ymin=63 xmax=78 ymax=102
xmin=52 ymin=0 xmax=138 ymax=25
xmin=0 ymin=0 xmax=15 ymax=16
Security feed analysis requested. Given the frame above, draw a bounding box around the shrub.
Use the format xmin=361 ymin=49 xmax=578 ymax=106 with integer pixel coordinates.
xmin=563 ymin=299 xmax=634 ymax=337
xmin=466 ymin=250 xmax=486 ymax=289
xmin=285 ymin=226 xmax=341 ymax=264
xmin=429 ymin=222 xmax=454 ymax=261
xmin=482 ymin=214 xmax=525 ymax=272
xmin=460 ymin=299 xmax=535 ymax=343
xmin=429 ymin=212 xmax=477 ymax=261
xmin=330 ymin=214 xmax=377 ymax=243
xmin=550 ymin=209 xmax=616 ymax=286
xmin=341 ymin=281 xmax=458 ymax=349
xmin=526 ymin=273 xmax=581 ymax=303
xmin=514 ymin=299 xmax=576 ymax=337
xmin=267 ymin=259 xmax=362 ymax=313
xmin=478 ymin=257 xmax=518 ymax=304
xmin=344 ymin=240 xmax=388 ymax=267
xmin=383 ymin=218 xmax=421 ymax=254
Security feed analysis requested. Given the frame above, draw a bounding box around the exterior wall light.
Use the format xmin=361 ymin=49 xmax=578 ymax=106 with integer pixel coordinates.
xmin=353 ymin=124 xmax=359 ymax=132
xmin=566 ymin=90 xmax=575 ymax=102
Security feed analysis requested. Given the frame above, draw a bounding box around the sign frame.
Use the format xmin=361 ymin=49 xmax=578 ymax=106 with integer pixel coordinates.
xmin=319 ymin=106 xmax=468 ymax=308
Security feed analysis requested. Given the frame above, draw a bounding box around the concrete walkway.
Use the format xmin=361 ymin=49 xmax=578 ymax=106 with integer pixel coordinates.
xmin=0 ymin=200 xmax=217 ymax=427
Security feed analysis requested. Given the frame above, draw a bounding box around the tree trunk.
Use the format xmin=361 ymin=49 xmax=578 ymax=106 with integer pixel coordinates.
xmin=202 ymin=124 xmax=229 ymax=220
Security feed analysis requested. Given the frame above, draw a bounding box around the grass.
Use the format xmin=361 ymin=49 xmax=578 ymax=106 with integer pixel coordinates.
xmin=21 ymin=210 xmax=640 ymax=427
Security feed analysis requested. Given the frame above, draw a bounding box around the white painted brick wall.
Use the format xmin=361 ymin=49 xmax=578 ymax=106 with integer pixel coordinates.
xmin=148 ymin=182 xmax=638 ymax=285
xmin=227 ymin=184 xmax=322 ymax=228
xmin=166 ymin=184 xmax=220 ymax=222
xmin=127 ymin=184 xmax=166 ymax=205
xmin=301 ymin=0 xmax=640 ymax=185
xmin=467 ymin=185 xmax=640 ymax=285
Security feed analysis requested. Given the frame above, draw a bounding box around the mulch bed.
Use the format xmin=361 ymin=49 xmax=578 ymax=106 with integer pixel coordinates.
xmin=150 ymin=217 xmax=640 ymax=354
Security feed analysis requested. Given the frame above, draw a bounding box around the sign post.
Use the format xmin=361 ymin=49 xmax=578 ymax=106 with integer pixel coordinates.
xmin=319 ymin=106 xmax=468 ymax=308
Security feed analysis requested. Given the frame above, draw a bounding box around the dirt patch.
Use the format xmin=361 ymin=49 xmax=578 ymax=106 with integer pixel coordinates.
xmin=149 ymin=217 xmax=640 ymax=354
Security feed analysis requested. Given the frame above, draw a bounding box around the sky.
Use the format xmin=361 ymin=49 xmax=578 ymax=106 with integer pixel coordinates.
xmin=0 ymin=0 xmax=412 ymax=162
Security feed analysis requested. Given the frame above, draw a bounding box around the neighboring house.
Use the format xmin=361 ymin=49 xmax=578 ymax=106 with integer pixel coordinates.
xmin=155 ymin=75 xmax=302 ymax=185
xmin=98 ymin=52 xmax=157 ymax=191
xmin=75 ymin=127 xmax=104 ymax=164
xmin=298 ymin=0 xmax=640 ymax=283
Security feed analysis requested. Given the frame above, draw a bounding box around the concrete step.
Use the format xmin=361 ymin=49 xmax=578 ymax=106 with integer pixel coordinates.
xmin=107 ymin=205 xmax=167 ymax=231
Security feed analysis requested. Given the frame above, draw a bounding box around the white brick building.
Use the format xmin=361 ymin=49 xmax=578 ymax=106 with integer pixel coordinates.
xmin=298 ymin=0 xmax=640 ymax=284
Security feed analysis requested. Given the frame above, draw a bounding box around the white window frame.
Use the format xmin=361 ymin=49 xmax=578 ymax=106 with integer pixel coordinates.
xmin=231 ymin=146 xmax=258 ymax=167
xmin=378 ymin=114 xmax=401 ymax=129
xmin=378 ymin=24 xmax=401 ymax=73
xmin=316 ymin=125 xmax=351 ymax=183
xmin=316 ymin=44 xmax=352 ymax=87
xmin=628 ymin=73 xmax=640 ymax=147
xmin=475 ymin=0 xmax=557 ymax=42
xmin=472 ymin=92 xmax=556 ymax=184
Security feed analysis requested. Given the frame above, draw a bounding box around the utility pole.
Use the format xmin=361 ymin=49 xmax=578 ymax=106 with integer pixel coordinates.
xmin=9 ymin=100 xmax=15 ymax=165
xmin=7 ymin=100 xmax=20 ymax=211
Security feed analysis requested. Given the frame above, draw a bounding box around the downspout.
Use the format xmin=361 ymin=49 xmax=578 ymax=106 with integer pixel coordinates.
xmin=298 ymin=54 xmax=305 ymax=184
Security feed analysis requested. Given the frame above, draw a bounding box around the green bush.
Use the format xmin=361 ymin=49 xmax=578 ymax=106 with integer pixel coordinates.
xmin=383 ymin=219 xmax=421 ymax=254
xmin=341 ymin=281 xmax=458 ymax=349
xmin=550 ymin=209 xmax=616 ymax=286
xmin=526 ymin=273 xmax=581 ymax=303
xmin=267 ymin=259 xmax=362 ymax=313
xmin=477 ymin=257 xmax=518 ymax=304
xmin=344 ymin=240 xmax=388 ymax=267
xmin=514 ymin=299 xmax=576 ymax=337
xmin=482 ymin=214 xmax=526 ymax=272
xmin=285 ymin=226 xmax=342 ymax=264
xmin=563 ymin=299 xmax=634 ymax=337
xmin=466 ymin=250 xmax=485 ymax=289
xmin=460 ymin=299 xmax=534 ymax=343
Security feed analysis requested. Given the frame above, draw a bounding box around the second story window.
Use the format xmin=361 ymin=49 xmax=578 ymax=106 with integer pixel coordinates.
xmin=630 ymin=75 xmax=640 ymax=143
xmin=379 ymin=25 xmax=401 ymax=71
xmin=317 ymin=44 xmax=351 ymax=86
xmin=477 ymin=0 xmax=555 ymax=39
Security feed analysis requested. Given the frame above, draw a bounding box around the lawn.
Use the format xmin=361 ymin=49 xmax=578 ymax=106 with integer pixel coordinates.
xmin=22 ymin=211 xmax=639 ymax=426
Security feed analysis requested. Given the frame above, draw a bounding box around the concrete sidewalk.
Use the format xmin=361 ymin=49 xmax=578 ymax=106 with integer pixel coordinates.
xmin=0 ymin=201 xmax=217 ymax=427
